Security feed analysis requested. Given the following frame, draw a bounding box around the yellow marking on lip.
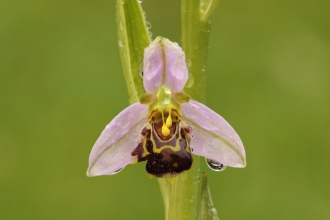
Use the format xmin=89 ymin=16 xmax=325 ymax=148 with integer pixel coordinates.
xmin=165 ymin=107 xmax=172 ymax=128
xmin=161 ymin=111 xmax=170 ymax=136
xmin=141 ymin=136 xmax=150 ymax=158
xmin=152 ymin=143 xmax=180 ymax=154
xmin=148 ymin=108 xmax=182 ymax=122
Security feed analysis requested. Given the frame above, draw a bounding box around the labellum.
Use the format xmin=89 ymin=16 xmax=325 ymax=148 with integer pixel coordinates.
xmin=132 ymin=110 xmax=193 ymax=178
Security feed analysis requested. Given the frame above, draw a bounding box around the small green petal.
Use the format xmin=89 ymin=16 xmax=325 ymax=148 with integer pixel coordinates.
xmin=140 ymin=93 xmax=155 ymax=105
xmin=173 ymin=92 xmax=191 ymax=104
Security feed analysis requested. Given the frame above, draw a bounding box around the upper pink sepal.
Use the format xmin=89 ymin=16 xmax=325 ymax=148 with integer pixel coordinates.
xmin=181 ymin=100 xmax=246 ymax=168
xmin=143 ymin=37 xmax=188 ymax=93
xmin=143 ymin=37 xmax=164 ymax=93
xmin=163 ymin=38 xmax=188 ymax=92
xmin=87 ymin=103 xmax=148 ymax=177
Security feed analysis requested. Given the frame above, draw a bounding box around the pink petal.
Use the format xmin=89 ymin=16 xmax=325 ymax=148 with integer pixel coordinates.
xmin=181 ymin=101 xmax=246 ymax=168
xmin=143 ymin=37 xmax=164 ymax=93
xmin=163 ymin=38 xmax=188 ymax=92
xmin=87 ymin=103 xmax=148 ymax=177
xmin=143 ymin=37 xmax=188 ymax=93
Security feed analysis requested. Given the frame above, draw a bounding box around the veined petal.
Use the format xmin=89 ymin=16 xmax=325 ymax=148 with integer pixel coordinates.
xmin=181 ymin=101 xmax=246 ymax=168
xmin=87 ymin=103 xmax=148 ymax=177
xmin=143 ymin=37 xmax=164 ymax=93
xmin=143 ymin=37 xmax=188 ymax=93
xmin=163 ymin=38 xmax=188 ymax=92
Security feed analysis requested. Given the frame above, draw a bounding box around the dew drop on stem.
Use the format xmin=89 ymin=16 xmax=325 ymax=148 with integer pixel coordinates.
xmin=186 ymin=58 xmax=192 ymax=67
xmin=146 ymin=21 xmax=151 ymax=29
xmin=138 ymin=60 xmax=144 ymax=78
xmin=118 ymin=39 xmax=123 ymax=47
xmin=185 ymin=74 xmax=194 ymax=88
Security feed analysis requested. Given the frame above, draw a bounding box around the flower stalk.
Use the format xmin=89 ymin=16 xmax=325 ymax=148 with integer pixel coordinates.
xmin=160 ymin=1 xmax=221 ymax=220
xmin=181 ymin=0 xmax=220 ymax=103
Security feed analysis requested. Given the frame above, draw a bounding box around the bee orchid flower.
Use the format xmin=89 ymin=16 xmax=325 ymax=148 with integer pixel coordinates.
xmin=87 ymin=37 xmax=246 ymax=178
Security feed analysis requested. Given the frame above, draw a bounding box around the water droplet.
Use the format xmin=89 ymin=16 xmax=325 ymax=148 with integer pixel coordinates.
xmin=148 ymin=31 xmax=153 ymax=38
xmin=142 ymin=11 xmax=147 ymax=18
xmin=111 ymin=168 xmax=124 ymax=174
xmin=138 ymin=0 xmax=142 ymax=3
xmin=205 ymin=158 xmax=227 ymax=172
xmin=138 ymin=59 xmax=144 ymax=78
xmin=186 ymin=58 xmax=192 ymax=67
xmin=194 ymin=44 xmax=199 ymax=49
xmin=211 ymin=207 xmax=219 ymax=217
xmin=118 ymin=39 xmax=123 ymax=47
xmin=185 ymin=74 xmax=194 ymax=88
xmin=146 ymin=21 xmax=151 ymax=29
xmin=119 ymin=21 xmax=124 ymax=30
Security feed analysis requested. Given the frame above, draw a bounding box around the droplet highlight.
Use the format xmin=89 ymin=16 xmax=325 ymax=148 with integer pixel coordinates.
xmin=146 ymin=21 xmax=152 ymax=29
xmin=111 ymin=168 xmax=124 ymax=174
xmin=186 ymin=58 xmax=192 ymax=67
xmin=118 ymin=39 xmax=123 ymax=47
xmin=205 ymin=158 xmax=227 ymax=172
xmin=185 ymin=74 xmax=194 ymax=88
xmin=138 ymin=60 xmax=144 ymax=78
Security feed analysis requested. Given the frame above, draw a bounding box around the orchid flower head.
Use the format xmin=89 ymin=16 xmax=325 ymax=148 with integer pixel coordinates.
xmin=87 ymin=37 xmax=246 ymax=178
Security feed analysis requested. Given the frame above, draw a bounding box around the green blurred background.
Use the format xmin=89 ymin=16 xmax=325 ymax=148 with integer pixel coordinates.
xmin=1 ymin=0 xmax=329 ymax=219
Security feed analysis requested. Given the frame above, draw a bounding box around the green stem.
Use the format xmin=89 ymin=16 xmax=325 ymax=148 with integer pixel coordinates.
xmin=116 ymin=1 xmax=220 ymax=219
xmin=182 ymin=0 xmax=219 ymax=103
xmin=159 ymin=1 xmax=220 ymax=220
xmin=116 ymin=0 xmax=150 ymax=104
xmin=200 ymin=0 xmax=220 ymax=22
xmin=160 ymin=155 xmax=200 ymax=220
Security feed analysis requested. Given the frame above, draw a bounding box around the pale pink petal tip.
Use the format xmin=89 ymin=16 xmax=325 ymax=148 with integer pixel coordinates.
xmin=162 ymin=38 xmax=188 ymax=92
xmin=87 ymin=103 xmax=148 ymax=177
xmin=143 ymin=37 xmax=188 ymax=93
xmin=143 ymin=37 xmax=163 ymax=93
xmin=182 ymin=101 xmax=246 ymax=168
